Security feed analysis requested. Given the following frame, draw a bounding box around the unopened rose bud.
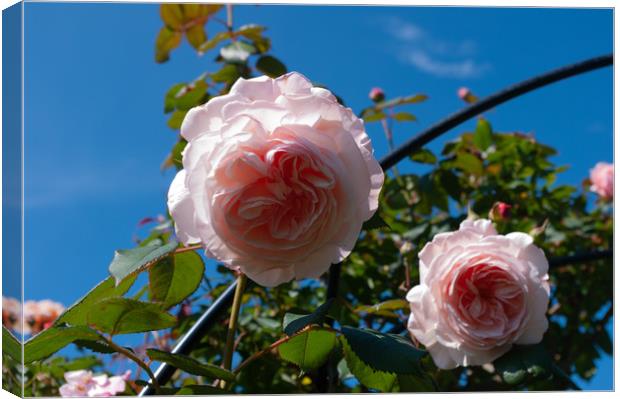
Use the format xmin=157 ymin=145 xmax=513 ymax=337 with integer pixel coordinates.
xmin=489 ymin=202 xmax=512 ymax=221
xmin=457 ymin=87 xmax=478 ymax=104
xmin=369 ymin=87 xmax=385 ymax=103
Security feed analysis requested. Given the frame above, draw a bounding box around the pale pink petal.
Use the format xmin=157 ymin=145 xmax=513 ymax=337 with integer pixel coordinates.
xmin=167 ymin=170 xmax=201 ymax=245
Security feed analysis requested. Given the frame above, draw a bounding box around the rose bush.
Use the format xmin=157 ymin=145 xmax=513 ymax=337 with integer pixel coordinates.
xmin=406 ymin=219 xmax=550 ymax=369
xmin=167 ymin=72 xmax=384 ymax=286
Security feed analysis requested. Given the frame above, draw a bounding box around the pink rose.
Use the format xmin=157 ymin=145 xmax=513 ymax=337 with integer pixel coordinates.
xmin=167 ymin=72 xmax=384 ymax=287
xmin=368 ymin=87 xmax=385 ymax=102
xmin=488 ymin=201 xmax=512 ymax=221
xmin=59 ymin=370 xmax=129 ymax=397
xmin=2 ymin=296 xmax=21 ymax=333
xmin=22 ymin=299 xmax=64 ymax=335
xmin=589 ymin=162 xmax=613 ymax=199
xmin=406 ymin=219 xmax=550 ymax=369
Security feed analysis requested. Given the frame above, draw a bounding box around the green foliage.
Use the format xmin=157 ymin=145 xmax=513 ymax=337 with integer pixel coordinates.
xmin=278 ymin=329 xmax=338 ymax=370
xmin=256 ymin=55 xmax=287 ymax=78
xmin=55 ymin=275 xmax=137 ymax=326
xmin=2 ymin=326 xmax=21 ymax=362
xmin=146 ymin=349 xmax=235 ymax=381
xmin=24 ymin=326 xmax=101 ymax=363
xmin=149 ymin=251 xmax=205 ymax=308
xmin=108 ymin=240 xmax=178 ymax=284
xmin=86 ymin=298 xmax=177 ymax=335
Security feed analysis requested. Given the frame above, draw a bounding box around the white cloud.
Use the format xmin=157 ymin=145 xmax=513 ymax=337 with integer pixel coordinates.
xmin=383 ymin=17 xmax=491 ymax=79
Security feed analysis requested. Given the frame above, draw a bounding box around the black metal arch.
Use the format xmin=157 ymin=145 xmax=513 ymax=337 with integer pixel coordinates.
xmin=139 ymin=53 xmax=613 ymax=396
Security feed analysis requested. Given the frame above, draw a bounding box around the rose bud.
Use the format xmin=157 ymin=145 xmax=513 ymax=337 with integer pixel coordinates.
xmin=457 ymin=87 xmax=478 ymax=103
xmin=368 ymin=87 xmax=385 ymax=103
xmin=488 ymin=202 xmax=512 ymax=221
xmin=168 ymin=72 xmax=384 ymax=287
xmin=589 ymin=162 xmax=613 ymax=199
xmin=406 ymin=219 xmax=550 ymax=369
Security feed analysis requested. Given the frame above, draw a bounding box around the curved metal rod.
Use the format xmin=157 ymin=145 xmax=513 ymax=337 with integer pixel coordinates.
xmin=378 ymin=53 xmax=612 ymax=170
xmin=140 ymin=53 xmax=613 ymax=395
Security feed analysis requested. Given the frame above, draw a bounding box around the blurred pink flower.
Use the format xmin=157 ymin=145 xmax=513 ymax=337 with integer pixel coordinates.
xmin=22 ymin=299 xmax=64 ymax=335
xmin=59 ymin=370 xmax=129 ymax=397
xmin=2 ymin=297 xmax=21 ymax=333
xmin=368 ymin=87 xmax=385 ymax=102
xmin=590 ymin=162 xmax=613 ymax=199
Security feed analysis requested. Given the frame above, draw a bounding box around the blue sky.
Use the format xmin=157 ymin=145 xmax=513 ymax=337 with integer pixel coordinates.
xmin=20 ymin=3 xmax=612 ymax=390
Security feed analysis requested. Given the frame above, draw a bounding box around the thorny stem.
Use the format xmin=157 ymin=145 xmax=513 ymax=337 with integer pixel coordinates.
xmin=220 ymin=273 xmax=247 ymax=389
xmin=103 ymin=335 xmax=161 ymax=393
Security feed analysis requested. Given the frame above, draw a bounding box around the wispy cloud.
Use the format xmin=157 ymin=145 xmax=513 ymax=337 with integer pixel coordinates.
xmin=383 ymin=17 xmax=491 ymax=79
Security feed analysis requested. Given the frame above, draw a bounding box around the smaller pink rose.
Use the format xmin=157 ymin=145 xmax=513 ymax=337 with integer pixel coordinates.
xmin=59 ymin=370 xmax=129 ymax=397
xmin=590 ymin=162 xmax=613 ymax=199
xmin=489 ymin=201 xmax=512 ymax=221
xmin=457 ymin=87 xmax=477 ymax=103
xmin=406 ymin=219 xmax=550 ymax=369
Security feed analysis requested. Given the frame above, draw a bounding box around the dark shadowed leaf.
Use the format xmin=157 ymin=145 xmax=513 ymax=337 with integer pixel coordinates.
xmin=175 ymin=385 xmax=228 ymax=395
xmin=340 ymin=335 xmax=398 ymax=392
xmin=278 ymin=329 xmax=337 ymax=370
xmin=147 ymin=348 xmax=235 ymax=381
xmin=108 ymin=240 xmax=178 ymax=284
xmin=256 ymin=55 xmax=287 ymax=78
xmin=283 ymin=298 xmax=334 ymax=336
xmin=494 ymin=343 xmax=553 ymax=385
xmin=362 ymin=211 xmax=391 ymax=231
xmin=341 ymin=327 xmax=426 ymax=375
xmin=86 ymin=298 xmax=176 ymax=335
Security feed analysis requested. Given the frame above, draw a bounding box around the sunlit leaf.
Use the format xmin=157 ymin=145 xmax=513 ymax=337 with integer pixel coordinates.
xmin=108 ymin=240 xmax=178 ymax=285
xmin=86 ymin=298 xmax=177 ymax=335
xmin=278 ymin=329 xmax=337 ymax=370
xmin=24 ymin=326 xmax=101 ymax=363
xmin=149 ymin=251 xmax=205 ymax=309
xmin=155 ymin=27 xmax=182 ymax=63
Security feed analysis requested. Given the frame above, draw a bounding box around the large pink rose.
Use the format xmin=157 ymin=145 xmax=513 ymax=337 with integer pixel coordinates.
xmin=167 ymin=72 xmax=384 ymax=287
xmin=406 ymin=219 xmax=550 ymax=369
xmin=590 ymin=162 xmax=613 ymax=199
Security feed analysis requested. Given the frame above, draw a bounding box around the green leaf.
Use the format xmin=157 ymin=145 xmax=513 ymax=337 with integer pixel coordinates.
xmin=55 ymin=275 xmax=137 ymax=327
xmin=362 ymin=211 xmax=391 ymax=231
xmin=174 ymin=81 xmax=208 ymax=111
xmin=108 ymin=240 xmax=178 ymax=285
xmin=237 ymin=24 xmax=266 ymax=41
xmin=474 ymin=118 xmax=493 ymax=150
xmin=24 ymin=326 xmax=101 ymax=363
xmin=278 ymin=329 xmax=337 ymax=370
xmin=167 ymin=110 xmax=187 ymax=130
xmin=175 ymin=385 xmax=228 ymax=395
xmin=86 ymin=298 xmax=177 ymax=335
xmin=283 ymin=298 xmax=334 ymax=336
xmin=149 ymin=251 xmax=205 ymax=308
xmin=199 ymin=31 xmax=231 ymax=53
xmin=74 ymin=339 xmax=116 ymax=354
xmin=164 ymin=83 xmax=186 ymax=113
xmin=2 ymin=326 xmax=21 ymax=362
xmin=377 ymin=94 xmax=428 ymax=110
xmin=210 ymin=64 xmax=241 ymax=84
xmin=147 ymin=349 xmax=235 ymax=381
xmin=362 ymin=110 xmax=387 ymax=123
xmin=155 ymin=27 xmax=182 ymax=63
xmin=494 ymin=343 xmax=553 ymax=385
xmin=357 ymin=299 xmax=409 ymax=316
xmin=186 ymin=25 xmax=207 ymax=50
xmin=409 ymin=148 xmax=437 ymax=164
xmin=341 ymin=327 xmax=426 ymax=375
xmin=396 ymin=373 xmax=437 ymax=392
xmin=160 ymin=4 xmax=184 ymax=29
xmin=255 ymin=55 xmax=287 ymax=78
xmin=340 ymin=336 xmax=398 ymax=392
xmin=220 ymin=41 xmax=255 ymax=63
xmin=392 ymin=112 xmax=416 ymax=122
xmin=455 ymin=152 xmax=483 ymax=176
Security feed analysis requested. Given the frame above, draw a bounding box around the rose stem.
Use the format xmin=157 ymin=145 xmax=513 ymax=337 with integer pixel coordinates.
xmin=103 ymin=335 xmax=161 ymax=393
xmin=174 ymin=244 xmax=202 ymax=254
xmin=226 ymin=4 xmax=233 ymax=33
xmin=220 ymin=273 xmax=247 ymax=389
